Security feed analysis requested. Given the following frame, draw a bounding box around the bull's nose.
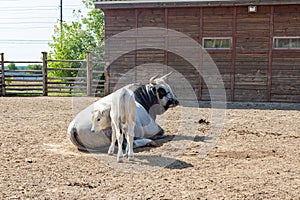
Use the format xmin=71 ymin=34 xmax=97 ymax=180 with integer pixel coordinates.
xmin=174 ymin=99 xmax=179 ymax=105
xmin=168 ymin=99 xmax=179 ymax=108
xmin=172 ymin=99 xmax=179 ymax=106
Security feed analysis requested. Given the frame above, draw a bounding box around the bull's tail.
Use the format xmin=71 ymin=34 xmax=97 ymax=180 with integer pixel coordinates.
xmin=68 ymin=124 xmax=88 ymax=151
xmin=68 ymin=121 xmax=102 ymax=152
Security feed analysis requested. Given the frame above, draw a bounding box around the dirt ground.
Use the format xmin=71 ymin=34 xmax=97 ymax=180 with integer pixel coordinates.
xmin=0 ymin=97 xmax=299 ymax=199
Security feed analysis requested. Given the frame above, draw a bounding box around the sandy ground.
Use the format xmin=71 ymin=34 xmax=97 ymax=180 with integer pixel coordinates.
xmin=0 ymin=97 xmax=299 ymax=199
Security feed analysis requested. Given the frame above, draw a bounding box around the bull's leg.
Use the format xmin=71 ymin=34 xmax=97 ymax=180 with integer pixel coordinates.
xmin=127 ymin=124 xmax=135 ymax=161
xmin=116 ymin=129 xmax=124 ymax=163
xmin=108 ymin=122 xmax=117 ymax=155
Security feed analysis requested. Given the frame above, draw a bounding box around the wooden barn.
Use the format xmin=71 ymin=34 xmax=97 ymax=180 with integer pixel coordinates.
xmin=95 ymin=0 xmax=300 ymax=103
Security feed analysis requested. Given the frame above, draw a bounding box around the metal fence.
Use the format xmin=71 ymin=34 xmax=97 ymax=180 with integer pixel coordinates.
xmin=0 ymin=52 xmax=105 ymax=97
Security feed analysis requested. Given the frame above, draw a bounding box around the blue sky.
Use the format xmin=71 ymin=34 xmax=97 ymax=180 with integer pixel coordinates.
xmin=0 ymin=0 xmax=90 ymax=62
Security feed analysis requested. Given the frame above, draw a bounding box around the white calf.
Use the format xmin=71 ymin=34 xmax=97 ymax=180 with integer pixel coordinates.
xmin=91 ymin=88 xmax=136 ymax=162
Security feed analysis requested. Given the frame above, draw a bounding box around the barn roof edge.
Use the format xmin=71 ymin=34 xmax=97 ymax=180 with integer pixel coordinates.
xmin=94 ymin=0 xmax=300 ymax=9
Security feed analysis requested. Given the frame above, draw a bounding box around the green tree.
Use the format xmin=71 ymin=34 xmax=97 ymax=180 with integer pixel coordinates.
xmin=7 ymin=63 xmax=18 ymax=70
xmin=27 ymin=64 xmax=42 ymax=74
xmin=6 ymin=63 xmax=17 ymax=84
xmin=27 ymin=64 xmax=42 ymax=71
xmin=48 ymin=1 xmax=104 ymax=78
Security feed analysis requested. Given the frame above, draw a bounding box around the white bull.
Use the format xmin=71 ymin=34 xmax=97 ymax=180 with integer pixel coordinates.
xmin=68 ymin=73 xmax=179 ymax=151
xmin=91 ymin=88 xmax=136 ymax=162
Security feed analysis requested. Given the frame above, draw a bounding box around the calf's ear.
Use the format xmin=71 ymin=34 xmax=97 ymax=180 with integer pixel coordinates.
xmin=101 ymin=110 xmax=108 ymax=116
xmin=101 ymin=105 xmax=111 ymax=116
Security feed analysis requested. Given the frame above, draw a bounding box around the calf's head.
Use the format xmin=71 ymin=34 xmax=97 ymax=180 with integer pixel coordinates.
xmin=91 ymin=107 xmax=111 ymax=133
xmin=149 ymin=72 xmax=179 ymax=110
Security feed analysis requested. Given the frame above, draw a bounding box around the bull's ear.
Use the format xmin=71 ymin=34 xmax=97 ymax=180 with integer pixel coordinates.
xmin=161 ymin=71 xmax=173 ymax=81
xmin=149 ymin=74 xmax=159 ymax=85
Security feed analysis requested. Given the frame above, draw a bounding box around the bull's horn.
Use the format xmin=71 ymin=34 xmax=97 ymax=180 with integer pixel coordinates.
xmin=161 ymin=71 xmax=173 ymax=80
xmin=150 ymin=74 xmax=159 ymax=84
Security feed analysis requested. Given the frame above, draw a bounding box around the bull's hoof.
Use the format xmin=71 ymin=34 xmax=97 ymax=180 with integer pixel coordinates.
xmin=151 ymin=128 xmax=165 ymax=140
xmin=146 ymin=141 xmax=158 ymax=147
xmin=117 ymin=158 xmax=123 ymax=163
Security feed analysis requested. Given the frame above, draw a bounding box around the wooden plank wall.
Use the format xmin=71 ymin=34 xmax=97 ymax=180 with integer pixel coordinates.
xmin=234 ymin=6 xmax=270 ymax=101
xmin=167 ymin=8 xmax=201 ymax=100
xmin=272 ymin=5 xmax=300 ymax=102
xmin=136 ymin=8 xmax=165 ymax=85
xmin=104 ymin=5 xmax=300 ymax=102
xmin=104 ymin=9 xmax=136 ymax=90
xmin=202 ymin=7 xmax=233 ymax=101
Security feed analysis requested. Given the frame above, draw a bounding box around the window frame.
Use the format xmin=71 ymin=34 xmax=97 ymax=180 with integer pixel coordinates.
xmin=273 ymin=36 xmax=300 ymax=50
xmin=202 ymin=37 xmax=232 ymax=50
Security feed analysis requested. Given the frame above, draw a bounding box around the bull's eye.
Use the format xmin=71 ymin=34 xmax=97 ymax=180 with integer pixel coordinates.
xmin=97 ymin=118 xmax=100 ymax=122
xmin=157 ymin=88 xmax=167 ymax=99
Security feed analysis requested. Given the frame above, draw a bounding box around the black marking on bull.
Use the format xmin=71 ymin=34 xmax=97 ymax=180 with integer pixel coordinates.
xmin=70 ymin=125 xmax=112 ymax=152
xmin=150 ymin=127 xmax=165 ymax=140
xmin=157 ymin=87 xmax=167 ymax=99
xmin=165 ymin=98 xmax=179 ymax=110
xmin=127 ymin=83 xmax=179 ymax=112
xmin=70 ymin=127 xmax=89 ymax=152
xmin=128 ymin=84 xmax=159 ymax=113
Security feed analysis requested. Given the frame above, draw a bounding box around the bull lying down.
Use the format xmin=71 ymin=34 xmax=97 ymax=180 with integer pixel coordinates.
xmin=91 ymin=88 xmax=136 ymax=162
xmin=67 ymin=73 xmax=179 ymax=152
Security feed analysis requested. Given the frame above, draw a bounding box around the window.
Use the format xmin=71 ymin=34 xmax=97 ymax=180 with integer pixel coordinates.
xmin=273 ymin=37 xmax=300 ymax=49
xmin=203 ymin=37 xmax=232 ymax=49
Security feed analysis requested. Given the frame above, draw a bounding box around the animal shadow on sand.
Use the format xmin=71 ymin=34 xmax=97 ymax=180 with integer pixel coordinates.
xmin=134 ymin=134 xmax=213 ymax=169
xmin=90 ymin=135 xmax=212 ymax=169
xmin=83 ymin=134 xmax=213 ymax=170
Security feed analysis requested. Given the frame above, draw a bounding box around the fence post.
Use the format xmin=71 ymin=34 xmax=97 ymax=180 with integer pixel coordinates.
xmin=42 ymin=52 xmax=48 ymax=96
xmin=86 ymin=52 xmax=92 ymax=96
xmin=1 ymin=53 xmax=5 ymax=96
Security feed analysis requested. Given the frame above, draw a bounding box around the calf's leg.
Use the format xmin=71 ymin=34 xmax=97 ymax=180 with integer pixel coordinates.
xmin=116 ymin=128 xmax=124 ymax=163
xmin=127 ymin=123 xmax=135 ymax=161
xmin=108 ymin=122 xmax=117 ymax=155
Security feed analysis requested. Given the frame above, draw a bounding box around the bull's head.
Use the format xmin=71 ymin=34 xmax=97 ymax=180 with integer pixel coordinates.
xmin=91 ymin=107 xmax=111 ymax=133
xmin=149 ymin=72 xmax=179 ymax=110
